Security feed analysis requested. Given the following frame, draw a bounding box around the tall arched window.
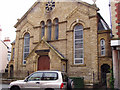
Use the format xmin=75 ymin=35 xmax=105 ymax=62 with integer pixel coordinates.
xmin=100 ymin=39 xmax=105 ymax=56
xmin=47 ymin=20 xmax=52 ymax=41
xmin=41 ymin=21 xmax=45 ymax=39
xmin=74 ymin=24 xmax=84 ymax=64
xmin=23 ymin=33 xmax=30 ymax=64
xmin=54 ymin=18 xmax=59 ymax=40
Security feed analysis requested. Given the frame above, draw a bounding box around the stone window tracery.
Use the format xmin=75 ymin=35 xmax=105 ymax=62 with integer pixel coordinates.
xmin=74 ymin=24 xmax=84 ymax=64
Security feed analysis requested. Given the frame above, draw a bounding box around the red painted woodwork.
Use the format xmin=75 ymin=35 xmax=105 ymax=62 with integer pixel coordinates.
xmin=38 ymin=56 xmax=50 ymax=70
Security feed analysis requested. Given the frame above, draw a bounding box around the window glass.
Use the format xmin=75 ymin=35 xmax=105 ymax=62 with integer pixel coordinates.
xmin=28 ymin=72 xmax=58 ymax=81
xmin=23 ymin=33 xmax=30 ymax=64
xmin=74 ymin=24 xmax=84 ymax=64
xmin=100 ymin=39 xmax=105 ymax=56
xmin=12 ymin=48 xmax=15 ymax=60
xmin=54 ymin=18 xmax=59 ymax=40
xmin=28 ymin=72 xmax=43 ymax=81
xmin=41 ymin=21 xmax=45 ymax=39
xmin=47 ymin=20 xmax=52 ymax=41
xmin=75 ymin=59 xmax=83 ymax=64
xmin=43 ymin=72 xmax=58 ymax=80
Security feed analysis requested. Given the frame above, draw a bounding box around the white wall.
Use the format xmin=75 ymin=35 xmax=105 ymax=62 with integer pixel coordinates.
xmin=0 ymin=41 xmax=8 ymax=73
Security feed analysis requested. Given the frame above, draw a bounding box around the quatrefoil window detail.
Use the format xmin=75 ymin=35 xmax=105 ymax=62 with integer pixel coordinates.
xmin=45 ymin=1 xmax=55 ymax=12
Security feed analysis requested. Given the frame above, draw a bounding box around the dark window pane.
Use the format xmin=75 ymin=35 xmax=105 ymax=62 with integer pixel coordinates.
xmin=47 ymin=20 xmax=52 ymax=41
xmin=24 ymin=39 xmax=30 ymax=46
xmin=23 ymin=60 xmax=26 ymax=64
xmin=75 ymin=43 xmax=83 ymax=48
xmin=41 ymin=27 xmax=45 ymax=39
xmin=75 ymin=40 xmax=83 ymax=43
xmin=24 ymin=47 xmax=29 ymax=52
xmin=28 ymin=72 xmax=43 ymax=81
xmin=55 ymin=24 xmax=59 ymax=40
xmin=24 ymin=53 xmax=29 ymax=59
xmin=100 ymin=39 xmax=105 ymax=56
xmin=43 ymin=72 xmax=58 ymax=80
xmin=75 ymin=31 xmax=83 ymax=39
xmin=75 ymin=59 xmax=83 ymax=64
xmin=12 ymin=48 xmax=15 ymax=60
xmin=74 ymin=25 xmax=83 ymax=30
xmin=75 ymin=50 xmax=83 ymax=58
xmin=24 ymin=33 xmax=30 ymax=37
xmin=23 ymin=33 xmax=30 ymax=63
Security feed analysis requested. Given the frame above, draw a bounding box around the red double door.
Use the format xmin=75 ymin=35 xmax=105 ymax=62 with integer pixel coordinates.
xmin=38 ymin=56 xmax=50 ymax=70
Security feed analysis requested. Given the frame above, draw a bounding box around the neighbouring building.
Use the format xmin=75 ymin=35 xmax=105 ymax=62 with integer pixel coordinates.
xmin=111 ymin=0 xmax=120 ymax=89
xmin=11 ymin=1 xmax=112 ymax=87
xmin=0 ymin=28 xmax=11 ymax=74
xmin=4 ymin=37 xmax=11 ymax=62
xmin=8 ymin=40 xmax=15 ymax=78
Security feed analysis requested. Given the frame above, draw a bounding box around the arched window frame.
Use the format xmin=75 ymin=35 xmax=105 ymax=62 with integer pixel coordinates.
xmin=23 ymin=33 xmax=30 ymax=64
xmin=41 ymin=21 xmax=45 ymax=39
xmin=100 ymin=39 xmax=105 ymax=56
xmin=47 ymin=20 xmax=52 ymax=41
xmin=74 ymin=24 xmax=84 ymax=64
xmin=54 ymin=18 xmax=59 ymax=40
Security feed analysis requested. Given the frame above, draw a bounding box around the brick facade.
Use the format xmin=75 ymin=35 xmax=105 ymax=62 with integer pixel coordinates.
xmin=111 ymin=1 xmax=120 ymax=89
xmin=9 ymin=1 xmax=112 ymax=86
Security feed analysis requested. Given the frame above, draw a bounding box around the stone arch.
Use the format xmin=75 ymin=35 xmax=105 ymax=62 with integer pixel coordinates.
xmin=53 ymin=18 xmax=59 ymax=23
xmin=40 ymin=21 xmax=45 ymax=25
xmin=21 ymin=30 xmax=31 ymax=38
xmin=69 ymin=20 xmax=85 ymax=30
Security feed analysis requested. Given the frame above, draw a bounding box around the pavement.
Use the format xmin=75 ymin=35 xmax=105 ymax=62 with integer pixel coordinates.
xmin=0 ymin=84 xmax=9 ymax=90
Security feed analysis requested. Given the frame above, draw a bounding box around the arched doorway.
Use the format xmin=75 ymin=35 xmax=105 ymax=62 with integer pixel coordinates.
xmin=38 ymin=55 xmax=50 ymax=70
xmin=10 ymin=65 xmax=14 ymax=78
xmin=101 ymin=64 xmax=110 ymax=86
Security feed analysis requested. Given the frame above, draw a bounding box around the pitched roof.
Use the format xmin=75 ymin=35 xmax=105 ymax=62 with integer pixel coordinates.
xmin=26 ymin=38 xmax=66 ymax=60
xmin=97 ymin=13 xmax=110 ymax=30
xmin=11 ymin=40 xmax=15 ymax=45
xmin=0 ymin=40 xmax=9 ymax=48
xmin=14 ymin=1 xmax=99 ymax=28
xmin=14 ymin=2 xmax=39 ymax=28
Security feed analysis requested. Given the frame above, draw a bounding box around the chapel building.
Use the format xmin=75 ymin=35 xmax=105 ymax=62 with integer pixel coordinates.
xmin=9 ymin=1 xmax=112 ymax=86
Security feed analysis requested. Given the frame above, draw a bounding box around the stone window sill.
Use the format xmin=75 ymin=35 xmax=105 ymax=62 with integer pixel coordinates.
xmin=71 ymin=64 xmax=86 ymax=67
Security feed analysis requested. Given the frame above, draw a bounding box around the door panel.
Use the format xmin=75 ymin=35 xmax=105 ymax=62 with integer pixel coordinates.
xmin=38 ymin=56 xmax=50 ymax=70
xmin=23 ymin=72 xmax=43 ymax=88
xmin=24 ymin=81 xmax=40 ymax=88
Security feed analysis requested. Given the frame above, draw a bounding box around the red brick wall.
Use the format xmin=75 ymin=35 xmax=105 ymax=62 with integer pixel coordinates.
xmin=115 ymin=3 xmax=120 ymax=37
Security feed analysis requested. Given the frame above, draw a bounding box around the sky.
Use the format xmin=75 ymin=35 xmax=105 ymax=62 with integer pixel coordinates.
xmin=0 ymin=0 xmax=110 ymax=42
